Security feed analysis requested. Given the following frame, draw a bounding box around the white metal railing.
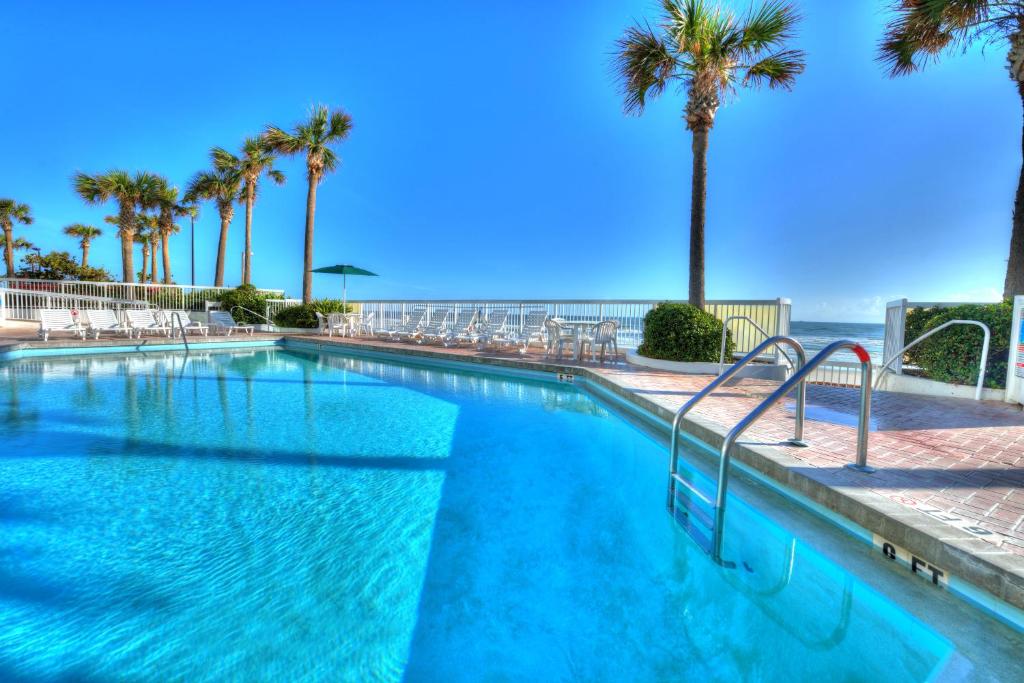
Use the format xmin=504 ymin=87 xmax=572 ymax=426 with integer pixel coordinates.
xmin=881 ymin=298 xmax=998 ymax=377
xmin=265 ymin=298 xmax=304 ymax=322
xmin=348 ymin=299 xmax=791 ymax=354
xmin=0 ymin=278 xmax=285 ymax=315
xmin=0 ymin=287 xmax=153 ymax=321
xmin=875 ymin=320 xmax=991 ymax=400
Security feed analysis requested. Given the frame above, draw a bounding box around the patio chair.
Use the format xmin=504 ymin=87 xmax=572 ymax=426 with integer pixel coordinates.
xmin=453 ymin=308 xmax=508 ymax=348
xmin=583 ymin=320 xmax=619 ymax=363
xmin=497 ymin=309 xmax=548 ymax=355
xmin=125 ymin=309 xmax=172 ymax=338
xmin=316 ymin=312 xmax=347 ymax=337
xmin=442 ymin=309 xmax=478 ymax=347
xmin=544 ymin=318 xmax=576 ymax=360
xmin=208 ymin=310 xmax=255 ymax=336
xmin=84 ymin=309 xmax=132 ymax=340
xmin=417 ymin=308 xmax=453 ymax=344
xmin=161 ymin=310 xmax=209 ymax=338
xmin=386 ymin=306 xmax=428 ymax=341
xmin=37 ymin=309 xmax=85 ymax=342
xmin=353 ymin=311 xmax=374 ymax=336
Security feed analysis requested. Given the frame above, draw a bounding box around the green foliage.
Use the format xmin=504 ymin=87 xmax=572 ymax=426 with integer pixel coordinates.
xmin=216 ymin=284 xmax=282 ymax=324
xmin=272 ymin=299 xmax=352 ymax=328
xmin=16 ymin=250 xmax=114 ymax=282
xmin=637 ymin=302 xmax=732 ymax=362
xmin=903 ymin=302 xmax=1011 ymax=389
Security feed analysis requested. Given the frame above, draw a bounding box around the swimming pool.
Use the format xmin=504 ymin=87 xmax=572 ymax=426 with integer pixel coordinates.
xmin=0 ymin=346 xmax=1020 ymax=680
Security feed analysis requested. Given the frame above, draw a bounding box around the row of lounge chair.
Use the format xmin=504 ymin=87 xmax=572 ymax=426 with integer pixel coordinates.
xmin=37 ymin=309 xmax=255 ymax=341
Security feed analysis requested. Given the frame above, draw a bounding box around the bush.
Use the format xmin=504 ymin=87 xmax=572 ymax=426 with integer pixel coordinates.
xmin=903 ymin=302 xmax=1011 ymax=389
xmin=272 ymin=299 xmax=352 ymax=328
xmin=16 ymin=250 xmax=114 ymax=282
xmin=637 ymin=302 xmax=732 ymax=362
xmin=216 ymin=285 xmax=284 ymax=324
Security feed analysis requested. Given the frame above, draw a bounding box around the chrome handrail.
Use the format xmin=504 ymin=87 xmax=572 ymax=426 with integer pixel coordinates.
xmin=875 ymin=319 xmax=990 ymax=401
xmin=230 ymin=305 xmax=272 ymax=325
xmin=668 ymin=335 xmax=807 ymax=511
xmin=169 ymin=312 xmax=189 ymax=351
xmin=711 ymin=339 xmax=873 ymax=563
xmin=718 ymin=315 xmax=796 ymax=374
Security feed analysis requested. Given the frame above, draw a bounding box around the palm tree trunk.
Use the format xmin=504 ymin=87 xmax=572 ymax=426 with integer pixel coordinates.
xmin=1005 ymin=81 xmax=1024 ymax=300
xmin=161 ymin=233 xmax=171 ymax=284
xmin=150 ymin=242 xmax=157 ymax=284
xmin=688 ymin=125 xmax=709 ymax=309
xmin=243 ymin=182 xmax=255 ymax=285
xmin=81 ymin=241 xmax=90 ymax=268
xmin=119 ymin=204 xmax=135 ymax=284
xmin=302 ymin=175 xmax=319 ymax=303
xmin=215 ymin=205 xmax=231 ymax=287
xmin=140 ymin=245 xmax=149 ymax=283
xmin=2 ymin=225 xmax=13 ymax=277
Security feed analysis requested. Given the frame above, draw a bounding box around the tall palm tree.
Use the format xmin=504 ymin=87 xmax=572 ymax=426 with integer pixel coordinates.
xmin=214 ymin=138 xmax=286 ymax=285
xmin=0 ymin=199 xmax=33 ymax=277
xmin=62 ymin=224 xmax=102 ymax=267
xmin=185 ymin=158 xmax=243 ymax=287
xmin=73 ymin=171 xmax=162 ymax=283
xmin=154 ymin=180 xmax=186 ymax=284
xmin=615 ymin=1 xmax=804 ymax=308
xmin=879 ymin=2 xmax=1024 ymax=299
xmin=264 ymin=105 xmax=353 ymax=303
xmin=133 ymin=229 xmax=150 ymax=283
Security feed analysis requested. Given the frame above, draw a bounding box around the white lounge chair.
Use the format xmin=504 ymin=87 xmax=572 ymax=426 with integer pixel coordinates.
xmin=209 ymin=310 xmax=254 ymax=336
xmin=416 ymin=308 xmax=453 ymax=344
xmin=385 ymin=307 xmax=427 ymax=340
xmin=441 ymin=309 xmax=478 ymax=347
xmin=161 ymin=310 xmax=209 ymax=337
xmin=124 ymin=309 xmax=171 ymax=338
xmin=84 ymin=309 xmax=132 ymax=339
xmin=497 ymin=310 xmax=548 ymax=354
xmin=453 ymin=308 xmax=508 ymax=348
xmin=38 ymin=309 xmax=85 ymax=342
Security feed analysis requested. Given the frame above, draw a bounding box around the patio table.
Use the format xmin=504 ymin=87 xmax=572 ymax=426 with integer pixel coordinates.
xmin=552 ymin=319 xmax=600 ymax=360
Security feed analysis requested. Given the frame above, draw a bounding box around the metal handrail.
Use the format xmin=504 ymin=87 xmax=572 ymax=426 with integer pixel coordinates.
xmin=668 ymin=335 xmax=808 ymax=511
xmin=230 ymin=305 xmax=272 ymax=325
xmin=710 ymin=339 xmax=874 ymax=564
xmin=718 ymin=315 xmax=796 ymax=374
xmin=875 ymin=319 xmax=991 ymax=401
xmin=169 ymin=312 xmax=190 ymax=351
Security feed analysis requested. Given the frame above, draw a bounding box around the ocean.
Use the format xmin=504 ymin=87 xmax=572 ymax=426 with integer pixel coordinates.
xmin=789 ymin=321 xmax=885 ymax=363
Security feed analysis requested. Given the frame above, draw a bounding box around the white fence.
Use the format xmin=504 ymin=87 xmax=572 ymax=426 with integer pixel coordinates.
xmin=348 ymin=299 xmax=791 ymax=355
xmin=0 ymin=278 xmax=285 ymax=320
xmin=881 ymin=298 xmax=997 ymax=376
xmin=0 ymin=287 xmax=153 ymax=321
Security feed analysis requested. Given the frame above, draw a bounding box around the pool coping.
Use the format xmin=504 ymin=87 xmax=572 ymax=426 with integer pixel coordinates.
xmin=284 ymin=335 xmax=1024 ymax=625
xmin=3 ymin=333 xmax=1024 ymax=626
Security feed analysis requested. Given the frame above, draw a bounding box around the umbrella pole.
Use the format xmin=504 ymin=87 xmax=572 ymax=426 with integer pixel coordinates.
xmin=343 ymin=274 xmax=347 ymax=312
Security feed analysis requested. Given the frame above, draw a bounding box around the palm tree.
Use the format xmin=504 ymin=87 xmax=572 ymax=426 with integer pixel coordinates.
xmin=264 ymin=105 xmax=353 ymax=303
xmin=133 ymin=228 xmax=150 ymax=283
xmin=73 ymin=171 xmax=162 ymax=283
xmin=154 ymin=180 xmax=186 ymax=284
xmin=615 ymin=1 xmax=804 ymax=308
xmin=62 ymin=224 xmax=102 ymax=267
xmin=879 ymin=2 xmax=1024 ymax=299
xmin=214 ymin=138 xmax=286 ymax=285
xmin=185 ymin=158 xmax=243 ymax=287
xmin=0 ymin=199 xmax=33 ymax=277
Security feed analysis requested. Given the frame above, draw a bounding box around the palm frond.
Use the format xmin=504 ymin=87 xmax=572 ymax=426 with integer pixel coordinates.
xmin=741 ymin=1 xmax=800 ymax=53
xmin=614 ymin=23 xmax=677 ymax=114
xmin=743 ymin=49 xmax=806 ymax=88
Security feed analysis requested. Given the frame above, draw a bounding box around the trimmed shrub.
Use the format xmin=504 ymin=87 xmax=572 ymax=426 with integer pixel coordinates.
xmin=903 ymin=302 xmax=1011 ymax=389
xmin=217 ymin=285 xmax=283 ymax=324
xmin=637 ymin=302 xmax=732 ymax=362
xmin=272 ymin=299 xmax=352 ymax=328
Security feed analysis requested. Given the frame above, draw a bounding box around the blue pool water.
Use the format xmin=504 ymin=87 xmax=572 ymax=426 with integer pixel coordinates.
xmin=0 ymin=347 xmax=957 ymax=680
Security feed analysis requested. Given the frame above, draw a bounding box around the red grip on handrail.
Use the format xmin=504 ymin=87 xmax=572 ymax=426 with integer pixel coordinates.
xmin=852 ymin=344 xmax=871 ymax=363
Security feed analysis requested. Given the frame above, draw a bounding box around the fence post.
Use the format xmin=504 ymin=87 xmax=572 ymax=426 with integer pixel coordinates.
xmin=882 ymin=298 xmax=909 ymax=376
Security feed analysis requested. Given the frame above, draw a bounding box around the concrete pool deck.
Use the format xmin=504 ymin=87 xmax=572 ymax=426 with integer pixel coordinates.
xmin=3 ymin=320 xmax=1024 ymax=615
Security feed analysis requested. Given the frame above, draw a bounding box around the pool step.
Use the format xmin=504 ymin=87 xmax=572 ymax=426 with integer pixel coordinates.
xmin=670 ymin=473 xmax=715 ymax=555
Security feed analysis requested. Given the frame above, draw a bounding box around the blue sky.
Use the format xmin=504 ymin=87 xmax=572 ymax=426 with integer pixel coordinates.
xmin=0 ymin=1 xmax=1016 ymax=322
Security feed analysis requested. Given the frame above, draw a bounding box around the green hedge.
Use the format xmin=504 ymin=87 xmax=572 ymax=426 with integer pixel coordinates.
xmin=272 ymin=299 xmax=352 ymax=328
xmin=903 ymin=302 xmax=1011 ymax=389
xmin=637 ymin=302 xmax=732 ymax=362
xmin=216 ymin=285 xmax=283 ymax=324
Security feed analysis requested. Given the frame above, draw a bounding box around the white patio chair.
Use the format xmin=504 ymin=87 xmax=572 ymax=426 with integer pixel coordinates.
xmin=352 ymin=311 xmax=374 ymax=336
xmin=442 ymin=309 xmax=478 ymax=347
xmin=37 ymin=309 xmax=85 ymax=342
xmin=125 ymin=309 xmax=172 ymax=338
xmin=208 ymin=310 xmax=254 ymax=336
xmin=497 ymin=310 xmax=548 ymax=355
xmin=84 ymin=309 xmax=132 ymax=339
xmin=316 ymin=312 xmax=347 ymax=337
xmin=162 ymin=310 xmax=209 ymax=337
xmin=583 ymin=320 xmax=619 ymax=363
xmin=387 ymin=307 xmax=428 ymax=341
xmin=417 ymin=308 xmax=453 ymax=344
xmin=544 ymin=318 xmax=576 ymax=360
xmin=315 ymin=311 xmax=330 ymax=335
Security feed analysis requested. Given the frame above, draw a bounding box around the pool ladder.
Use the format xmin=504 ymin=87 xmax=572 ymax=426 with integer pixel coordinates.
xmin=668 ymin=338 xmax=875 ymax=566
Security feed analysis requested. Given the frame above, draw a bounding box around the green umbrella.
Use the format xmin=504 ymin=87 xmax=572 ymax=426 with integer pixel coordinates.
xmin=310 ymin=264 xmax=378 ymax=311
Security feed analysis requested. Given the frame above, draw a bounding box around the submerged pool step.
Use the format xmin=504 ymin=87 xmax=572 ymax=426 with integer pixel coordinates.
xmin=671 ymin=474 xmax=716 ymax=555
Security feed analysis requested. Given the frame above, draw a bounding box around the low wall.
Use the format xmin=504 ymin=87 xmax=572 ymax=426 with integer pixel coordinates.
xmin=625 ymin=350 xmax=788 ymax=381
